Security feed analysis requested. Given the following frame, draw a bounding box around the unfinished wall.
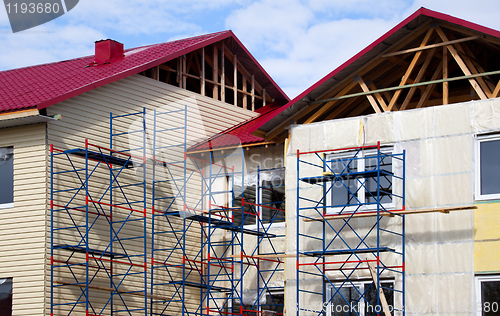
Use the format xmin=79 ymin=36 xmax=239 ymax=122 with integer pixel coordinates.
xmin=285 ymin=97 xmax=500 ymax=315
xmin=0 ymin=123 xmax=47 ymax=316
xmin=45 ymin=74 xmax=258 ymax=315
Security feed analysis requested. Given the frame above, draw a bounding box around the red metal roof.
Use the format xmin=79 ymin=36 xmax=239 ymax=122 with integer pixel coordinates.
xmin=0 ymin=30 xmax=288 ymax=113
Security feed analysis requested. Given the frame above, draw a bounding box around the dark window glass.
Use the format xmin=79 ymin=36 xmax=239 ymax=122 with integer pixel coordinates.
xmin=480 ymin=140 xmax=500 ymax=195
xmin=260 ymin=179 xmax=285 ymax=224
xmin=329 ymin=282 xmax=393 ymax=316
xmin=365 ymin=153 xmax=393 ymax=205
xmin=0 ymin=147 xmax=13 ymax=205
xmin=481 ymin=280 xmax=500 ymax=316
xmin=331 ymin=286 xmax=361 ymax=316
xmin=364 ymin=282 xmax=394 ymax=316
xmin=0 ymin=278 xmax=12 ymax=316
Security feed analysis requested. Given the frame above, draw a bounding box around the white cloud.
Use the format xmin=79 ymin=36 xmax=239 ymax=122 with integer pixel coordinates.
xmin=227 ymin=0 xmax=500 ymax=99
xmin=2 ymin=0 xmax=500 ymax=99
xmin=0 ymin=24 xmax=104 ymax=69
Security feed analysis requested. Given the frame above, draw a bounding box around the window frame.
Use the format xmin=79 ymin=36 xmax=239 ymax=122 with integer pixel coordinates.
xmin=475 ymin=275 xmax=500 ymax=316
xmin=325 ymin=279 xmax=394 ymax=316
xmin=475 ymin=134 xmax=500 ymax=201
xmin=233 ymin=176 xmax=286 ymax=230
xmin=0 ymin=146 xmax=14 ymax=209
xmin=325 ymin=147 xmax=394 ymax=215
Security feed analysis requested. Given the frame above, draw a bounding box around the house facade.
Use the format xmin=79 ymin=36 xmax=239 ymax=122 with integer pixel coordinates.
xmin=1 ymin=6 xmax=500 ymax=316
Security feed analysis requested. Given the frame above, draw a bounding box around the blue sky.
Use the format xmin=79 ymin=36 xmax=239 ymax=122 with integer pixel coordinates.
xmin=1 ymin=0 xmax=500 ymax=98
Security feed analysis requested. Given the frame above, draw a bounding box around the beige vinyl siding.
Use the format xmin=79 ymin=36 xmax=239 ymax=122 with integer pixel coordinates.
xmin=46 ymin=75 xmax=257 ymax=315
xmin=0 ymin=123 xmax=47 ymax=316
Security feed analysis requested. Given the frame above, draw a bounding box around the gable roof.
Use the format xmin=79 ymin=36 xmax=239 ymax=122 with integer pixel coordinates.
xmin=0 ymin=31 xmax=288 ymax=113
xmin=232 ymin=7 xmax=500 ymax=141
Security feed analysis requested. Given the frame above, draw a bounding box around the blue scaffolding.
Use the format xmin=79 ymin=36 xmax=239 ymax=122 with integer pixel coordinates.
xmin=50 ymin=105 xmax=286 ymax=316
xmin=50 ymin=108 xmax=148 ymax=315
xmin=296 ymin=142 xmax=405 ymax=316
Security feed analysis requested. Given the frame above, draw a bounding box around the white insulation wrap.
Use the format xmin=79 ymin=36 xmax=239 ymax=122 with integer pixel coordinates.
xmin=285 ymin=98 xmax=500 ymax=316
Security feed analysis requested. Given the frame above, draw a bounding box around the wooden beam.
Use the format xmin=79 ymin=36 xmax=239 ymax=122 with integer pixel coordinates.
xmin=234 ymin=54 xmax=238 ymax=106
xmin=213 ymin=45 xmax=218 ymax=100
xmin=416 ymin=60 xmax=443 ymax=108
xmin=324 ymin=96 xmax=359 ymax=120
xmin=221 ymin=44 xmax=225 ymax=101
xmin=315 ymin=20 xmax=434 ymax=102
xmin=304 ymin=205 xmax=477 ymax=222
xmin=177 ymin=57 xmax=181 ymax=87
xmin=382 ymin=35 xmax=482 ymax=58
xmin=401 ymin=47 xmax=436 ymax=110
xmin=263 ymin=88 xmax=266 ymax=107
xmin=388 ymin=27 xmax=434 ymax=111
xmin=367 ymin=262 xmax=392 ymax=316
xmin=443 ymin=46 xmax=449 ymax=105
xmin=452 ymin=36 xmax=495 ymax=96
xmin=435 ymin=27 xmax=488 ymax=99
xmin=304 ymin=80 xmax=359 ymax=124
xmin=243 ymin=76 xmax=247 ymax=109
xmin=356 ymin=76 xmax=382 ymax=113
xmin=493 ymin=79 xmax=500 ymax=98
xmin=251 ymin=75 xmax=255 ymax=111
xmin=182 ymin=55 xmax=187 ymax=89
xmin=201 ymin=47 xmax=206 ymax=96
xmin=369 ymin=82 xmax=389 ymax=111
xmin=264 ymin=102 xmax=324 ymax=140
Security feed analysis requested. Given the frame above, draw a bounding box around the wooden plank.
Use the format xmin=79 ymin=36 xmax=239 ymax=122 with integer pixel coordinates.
xmin=201 ymin=47 xmax=206 ymax=96
xmin=213 ymin=44 xmax=218 ymax=100
xmin=453 ymin=37 xmax=494 ymax=96
xmin=243 ymin=76 xmax=247 ymax=109
xmin=324 ymin=97 xmax=359 ymax=120
xmin=304 ymin=80 xmax=359 ymax=124
xmin=234 ymin=54 xmax=238 ymax=106
xmin=251 ymin=75 xmax=255 ymax=111
xmin=435 ymin=27 xmax=488 ymax=99
xmin=221 ymin=44 xmax=225 ymax=101
xmin=493 ymin=80 xmax=500 ymax=98
xmin=367 ymin=262 xmax=392 ymax=316
xmin=304 ymin=205 xmax=477 ymax=222
xmin=315 ymin=21 xmax=433 ymax=102
xmin=401 ymin=47 xmax=436 ymax=110
xmin=369 ymin=82 xmax=388 ymax=111
xmin=382 ymin=35 xmax=481 ymax=57
xmin=356 ymin=76 xmax=382 ymax=113
xmin=388 ymin=27 xmax=434 ymax=111
xmin=416 ymin=60 xmax=443 ymax=108
xmin=443 ymin=46 xmax=449 ymax=105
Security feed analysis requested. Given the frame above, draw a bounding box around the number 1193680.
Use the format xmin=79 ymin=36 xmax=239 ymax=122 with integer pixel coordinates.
xmin=5 ymin=2 xmax=60 ymax=14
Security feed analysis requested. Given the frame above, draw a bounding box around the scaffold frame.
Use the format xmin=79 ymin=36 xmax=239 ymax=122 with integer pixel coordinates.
xmin=296 ymin=142 xmax=405 ymax=316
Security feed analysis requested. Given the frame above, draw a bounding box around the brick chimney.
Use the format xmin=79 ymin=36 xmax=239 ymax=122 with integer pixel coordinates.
xmin=94 ymin=39 xmax=124 ymax=64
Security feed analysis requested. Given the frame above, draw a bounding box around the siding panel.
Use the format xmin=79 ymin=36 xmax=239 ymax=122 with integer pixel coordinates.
xmin=0 ymin=123 xmax=47 ymax=316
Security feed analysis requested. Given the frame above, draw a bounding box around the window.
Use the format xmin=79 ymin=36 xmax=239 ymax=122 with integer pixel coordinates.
xmin=476 ymin=135 xmax=500 ymax=200
xmin=476 ymin=276 xmax=500 ymax=316
xmin=231 ymin=290 xmax=284 ymax=315
xmin=0 ymin=278 xmax=12 ymax=316
xmin=326 ymin=148 xmax=393 ymax=213
xmin=233 ymin=173 xmax=285 ymax=227
xmin=0 ymin=147 xmax=13 ymax=208
xmin=326 ymin=281 xmax=394 ymax=316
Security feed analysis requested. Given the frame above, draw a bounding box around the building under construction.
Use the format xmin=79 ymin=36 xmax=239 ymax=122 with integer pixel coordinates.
xmin=0 ymin=7 xmax=499 ymax=316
